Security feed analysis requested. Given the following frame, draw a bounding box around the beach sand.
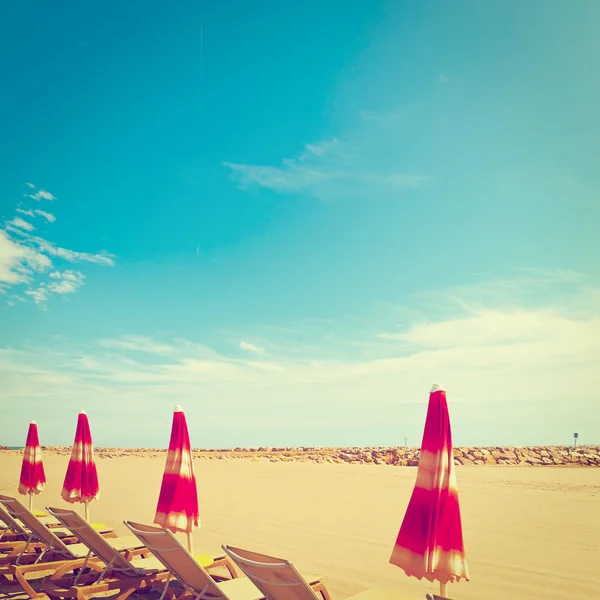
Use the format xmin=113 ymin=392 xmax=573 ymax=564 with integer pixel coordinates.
xmin=1 ymin=452 xmax=599 ymax=600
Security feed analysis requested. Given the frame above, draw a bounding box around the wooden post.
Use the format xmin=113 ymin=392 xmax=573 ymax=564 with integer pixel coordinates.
xmin=84 ymin=501 xmax=89 ymax=522
xmin=440 ymin=582 xmax=447 ymax=598
xmin=28 ymin=492 xmax=33 ymax=512
xmin=187 ymin=532 xmax=193 ymax=554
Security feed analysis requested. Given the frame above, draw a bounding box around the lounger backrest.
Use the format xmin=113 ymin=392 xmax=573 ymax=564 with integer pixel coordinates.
xmin=125 ymin=521 xmax=226 ymax=600
xmin=47 ymin=506 xmax=136 ymax=573
xmin=0 ymin=495 xmax=71 ymax=556
xmin=0 ymin=504 xmax=28 ymax=537
xmin=222 ymin=545 xmax=321 ymax=600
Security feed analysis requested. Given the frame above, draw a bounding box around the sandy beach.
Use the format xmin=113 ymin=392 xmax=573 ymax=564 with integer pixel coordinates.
xmin=1 ymin=451 xmax=599 ymax=600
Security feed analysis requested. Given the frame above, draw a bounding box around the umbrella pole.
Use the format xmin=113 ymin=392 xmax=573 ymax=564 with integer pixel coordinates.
xmin=28 ymin=492 xmax=33 ymax=512
xmin=187 ymin=532 xmax=193 ymax=554
xmin=440 ymin=582 xmax=447 ymax=598
xmin=84 ymin=501 xmax=89 ymax=522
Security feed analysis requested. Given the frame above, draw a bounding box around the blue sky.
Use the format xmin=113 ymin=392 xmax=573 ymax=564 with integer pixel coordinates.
xmin=1 ymin=1 xmax=599 ymax=448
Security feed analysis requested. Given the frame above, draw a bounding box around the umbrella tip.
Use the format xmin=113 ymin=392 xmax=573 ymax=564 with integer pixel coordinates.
xmin=31 ymin=420 xmax=37 ymax=425
xmin=174 ymin=405 xmax=183 ymax=412
xmin=79 ymin=409 xmax=87 ymax=415
xmin=430 ymin=384 xmax=444 ymax=393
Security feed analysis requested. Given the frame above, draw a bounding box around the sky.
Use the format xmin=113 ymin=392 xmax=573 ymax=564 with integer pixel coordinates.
xmin=1 ymin=1 xmax=599 ymax=449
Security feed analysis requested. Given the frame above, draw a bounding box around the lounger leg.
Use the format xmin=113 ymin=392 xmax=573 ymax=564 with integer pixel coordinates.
xmin=0 ymin=571 xmax=19 ymax=586
xmin=14 ymin=566 xmax=46 ymax=599
xmin=114 ymin=583 xmax=138 ymax=600
xmin=311 ymin=581 xmax=332 ymax=600
xmin=209 ymin=556 xmax=237 ymax=580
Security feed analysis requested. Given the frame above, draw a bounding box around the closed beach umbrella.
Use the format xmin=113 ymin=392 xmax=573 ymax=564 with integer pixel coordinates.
xmin=18 ymin=421 xmax=47 ymax=512
xmin=154 ymin=405 xmax=199 ymax=552
xmin=61 ymin=410 xmax=99 ymax=521
xmin=390 ymin=385 xmax=469 ymax=598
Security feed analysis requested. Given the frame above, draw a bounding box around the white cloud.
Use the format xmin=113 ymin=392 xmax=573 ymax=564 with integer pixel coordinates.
xmin=1 ymin=278 xmax=598 ymax=446
xmin=25 ymin=251 xmax=52 ymax=272
xmin=439 ymin=75 xmax=450 ymax=83
xmin=1 ymin=187 xmax=115 ymax=307
xmin=35 ymin=210 xmax=56 ymax=223
xmin=98 ymin=335 xmax=175 ymax=355
xmin=28 ymin=190 xmax=56 ymax=201
xmin=377 ymin=308 xmax=579 ymax=349
xmin=25 ymin=182 xmax=36 ymax=189
xmin=10 ymin=217 xmax=35 ymax=231
xmin=16 ymin=208 xmax=36 ymax=217
xmin=0 ymin=230 xmax=32 ymax=284
xmin=239 ymin=340 xmax=265 ymax=354
xmin=224 ymin=137 xmax=427 ymax=201
xmin=47 ymin=270 xmax=86 ymax=295
xmin=25 ymin=285 xmax=49 ymax=305
xmin=0 ymin=230 xmax=50 ymax=285
xmin=20 ymin=233 xmax=116 ymax=266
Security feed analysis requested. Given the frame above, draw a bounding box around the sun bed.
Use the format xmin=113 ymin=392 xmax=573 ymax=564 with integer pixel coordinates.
xmin=222 ymin=545 xmax=399 ymax=600
xmin=125 ymin=520 xmax=328 ymax=600
xmin=0 ymin=503 xmax=79 ymax=549
xmin=40 ymin=511 xmax=234 ymax=600
xmin=0 ymin=502 xmax=143 ymax=599
xmin=0 ymin=495 xmax=115 ymax=550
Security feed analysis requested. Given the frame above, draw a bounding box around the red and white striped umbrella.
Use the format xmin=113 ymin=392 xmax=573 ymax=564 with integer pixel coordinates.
xmin=61 ymin=410 xmax=99 ymax=521
xmin=154 ymin=406 xmax=199 ymax=551
xmin=18 ymin=421 xmax=46 ymax=511
xmin=390 ymin=385 xmax=469 ymax=598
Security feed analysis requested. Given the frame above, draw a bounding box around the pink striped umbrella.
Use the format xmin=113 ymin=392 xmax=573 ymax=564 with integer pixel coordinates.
xmin=61 ymin=410 xmax=99 ymax=521
xmin=390 ymin=385 xmax=469 ymax=598
xmin=154 ymin=406 xmax=199 ymax=552
xmin=18 ymin=421 xmax=47 ymax=512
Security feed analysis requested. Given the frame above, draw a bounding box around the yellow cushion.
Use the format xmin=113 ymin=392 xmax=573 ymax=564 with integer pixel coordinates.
xmin=194 ymin=554 xmax=214 ymax=568
xmin=91 ymin=522 xmax=106 ymax=530
xmin=32 ymin=510 xmax=47 ymax=517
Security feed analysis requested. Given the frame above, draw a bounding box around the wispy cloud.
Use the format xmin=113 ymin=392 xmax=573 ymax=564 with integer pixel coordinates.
xmin=239 ymin=340 xmax=265 ymax=354
xmin=16 ymin=208 xmax=36 ymax=217
xmin=46 ymin=270 xmax=86 ymax=295
xmin=35 ymin=210 xmax=56 ymax=223
xmin=98 ymin=335 xmax=175 ymax=355
xmin=1 ymin=270 xmax=597 ymax=446
xmin=25 ymin=182 xmax=36 ymax=189
xmin=439 ymin=75 xmax=450 ymax=83
xmin=224 ymin=137 xmax=427 ymax=201
xmin=0 ymin=184 xmax=115 ymax=307
xmin=10 ymin=217 xmax=35 ymax=232
xmin=25 ymin=286 xmax=49 ymax=306
xmin=27 ymin=190 xmax=56 ymax=201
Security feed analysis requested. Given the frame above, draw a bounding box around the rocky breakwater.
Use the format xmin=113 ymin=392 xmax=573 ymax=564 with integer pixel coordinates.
xmin=2 ymin=445 xmax=596 ymax=466
xmin=188 ymin=445 xmax=600 ymax=467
